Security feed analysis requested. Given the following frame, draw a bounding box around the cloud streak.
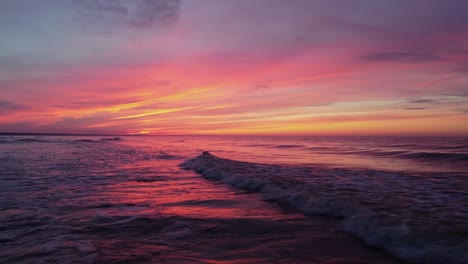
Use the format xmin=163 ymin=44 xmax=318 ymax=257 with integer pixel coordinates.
xmin=0 ymin=100 xmax=26 ymax=114
xmin=361 ymin=52 xmax=442 ymax=63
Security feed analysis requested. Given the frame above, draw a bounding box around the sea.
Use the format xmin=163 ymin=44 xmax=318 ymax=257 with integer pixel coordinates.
xmin=0 ymin=135 xmax=467 ymax=264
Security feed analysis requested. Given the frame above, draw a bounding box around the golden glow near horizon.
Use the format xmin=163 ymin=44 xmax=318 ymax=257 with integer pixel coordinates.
xmin=1 ymin=1 xmax=468 ymax=136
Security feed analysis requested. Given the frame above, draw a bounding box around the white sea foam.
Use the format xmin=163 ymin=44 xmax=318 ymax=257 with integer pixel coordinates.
xmin=181 ymin=152 xmax=468 ymax=264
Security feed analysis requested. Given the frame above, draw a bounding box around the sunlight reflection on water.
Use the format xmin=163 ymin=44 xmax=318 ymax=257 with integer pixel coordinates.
xmin=0 ymin=135 xmax=466 ymax=263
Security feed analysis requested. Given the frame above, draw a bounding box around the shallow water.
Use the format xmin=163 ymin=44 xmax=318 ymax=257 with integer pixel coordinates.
xmin=0 ymin=135 xmax=467 ymax=263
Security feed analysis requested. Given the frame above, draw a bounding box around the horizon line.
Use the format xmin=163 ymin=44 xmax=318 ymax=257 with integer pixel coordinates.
xmin=0 ymin=132 xmax=467 ymax=138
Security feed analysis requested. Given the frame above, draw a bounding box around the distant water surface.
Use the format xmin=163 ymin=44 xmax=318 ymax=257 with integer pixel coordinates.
xmin=0 ymin=135 xmax=466 ymax=263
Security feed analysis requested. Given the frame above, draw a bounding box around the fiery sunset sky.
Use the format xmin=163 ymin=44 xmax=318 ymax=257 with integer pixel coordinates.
xmin=1 ymin=0 xmax=467 ymax=136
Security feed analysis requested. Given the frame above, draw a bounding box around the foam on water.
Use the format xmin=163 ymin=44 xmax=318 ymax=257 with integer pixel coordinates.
xmin=181 ymin=152 xmax=468 ymax=264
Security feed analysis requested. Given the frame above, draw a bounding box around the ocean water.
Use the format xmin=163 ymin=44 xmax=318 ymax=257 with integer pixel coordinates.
xmin=0 ymin=135 xmax=467 ymax=264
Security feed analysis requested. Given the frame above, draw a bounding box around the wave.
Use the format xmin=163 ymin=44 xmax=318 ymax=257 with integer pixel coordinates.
xmin=243 ymin=144 xmax=273 ymax=147
xmin=72 ymin=139 xmax=101 ymax=143
xmin=272 ymin=144 xmax=305 ymax=149
xmin=71 ymin=138 xmax=124 ymax=144
xmin=3 ymin=138 xmax=122 ymax=144
xmin=100 ymin=137 xmax=122 ymax=141
xmin=338 ymin=149 xmax=468 ymax=163
xmin=81 ymin=213 xmax=200 ymax=245
xmin=156 ymin=154 xmax=180 ymax=160
xmin=15 ymin=138 xmax=48 ymax=143
xmin=141 ymin=151 xmax=181 ymax=160
xmin=431 ymin=145 xmax=468 ymax=150
xmin=135 ymin=176 xmax=168 ymax=182
xmin=398 ymin=152 xmax=468 ymax=162
xmin=385 ymin=144 xmax=468 ymax=150
xmin=244 ymin=144 xmax=305 ymax=149
xmin=181 ymin=152 xmax=468 ymax=264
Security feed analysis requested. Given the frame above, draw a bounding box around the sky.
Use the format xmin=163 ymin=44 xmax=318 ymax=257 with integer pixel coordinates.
xmin=0 ymin=0 xmax=467 ymax=136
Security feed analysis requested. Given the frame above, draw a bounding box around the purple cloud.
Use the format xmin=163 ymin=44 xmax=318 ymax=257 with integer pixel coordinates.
xmin=73 ymin=0 xmax=180 ymax=29
xmin=362 ymin=52 xmax=442 ymax=63
xmin=409 ymin=99 xmax=438 ymax=104
xmin=0 ymin=100 xmax=26 ymax=114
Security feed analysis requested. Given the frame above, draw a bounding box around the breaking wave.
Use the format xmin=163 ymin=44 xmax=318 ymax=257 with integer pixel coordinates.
xmin=181 ymin=152 xmax=468 ymax=264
